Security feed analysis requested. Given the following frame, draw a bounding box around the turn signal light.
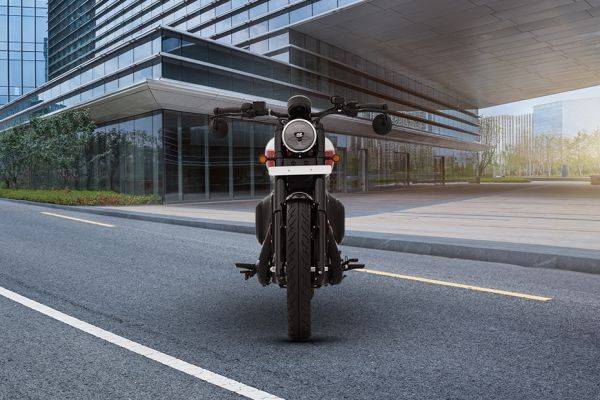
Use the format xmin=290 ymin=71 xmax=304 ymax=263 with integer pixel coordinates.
xmin=325 ymin=153 xmax=341 ymax=166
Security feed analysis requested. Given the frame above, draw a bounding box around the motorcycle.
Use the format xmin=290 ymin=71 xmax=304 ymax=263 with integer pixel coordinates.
xmin=209 ymin=95 xmax=392 ymax=340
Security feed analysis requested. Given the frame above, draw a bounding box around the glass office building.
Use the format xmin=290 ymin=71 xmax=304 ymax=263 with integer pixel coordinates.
xmin=0 ymin=0 xmax=48 ymax=106
xmin=0 ymin=1 xmax=482 ymax=202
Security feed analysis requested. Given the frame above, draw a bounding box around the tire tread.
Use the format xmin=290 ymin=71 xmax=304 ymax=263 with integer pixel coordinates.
xmin=286 ymin=200 xmax=312 ymax=340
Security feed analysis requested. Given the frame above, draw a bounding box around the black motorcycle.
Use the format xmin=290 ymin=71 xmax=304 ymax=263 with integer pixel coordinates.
xmin=210 ymin=95 xmax=392 ymax=340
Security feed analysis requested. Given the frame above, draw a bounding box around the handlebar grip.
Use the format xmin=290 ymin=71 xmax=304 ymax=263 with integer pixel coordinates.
xmin=359 ymin=103 xmax=388 ymax=111
xmin=213 ymin=107 xmax=242 ymax=115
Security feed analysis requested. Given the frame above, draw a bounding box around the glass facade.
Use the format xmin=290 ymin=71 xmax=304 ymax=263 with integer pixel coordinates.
xmin=159 ymin=110 xmax=475 ymax=201
xmin=0 ymin=29 xmax=161 ymax=129
xmin=533 ymin=102 xmax=563 ymax=137
xmin=162 ymin=110 xmax=273 ymax=201
xmin=0 ymin=28 xmax=479 ymax=142
xmin=0 ymin=0 xmax=48 ymax=106
xmin=48 ymin=0 xmax=363 ymax=77
xmin=47 ymin=0 xmax=95 ymax=79
xmin=39 ymin=107 xmax=469 ymax=201
xmin=0 ymin=2 xmax=482 ymax=201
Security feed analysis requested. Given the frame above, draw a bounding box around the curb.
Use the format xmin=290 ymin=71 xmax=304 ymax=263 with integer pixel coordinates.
xmin=4 ymin=198 xmax=600 ymax=274
xmin=341 ymin=232 xmax=600 ymax=275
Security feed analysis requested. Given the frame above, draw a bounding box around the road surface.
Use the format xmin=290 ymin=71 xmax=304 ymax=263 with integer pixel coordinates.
xmin=0 ymin=199 xmax=599 ymax=399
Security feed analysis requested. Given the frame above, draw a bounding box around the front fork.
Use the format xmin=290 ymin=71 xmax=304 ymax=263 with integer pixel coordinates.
xmin=273 ymin=177 xmax=285 ymax=283
xmin=315 ymin=176 xmax=328 ymax=286
xmin=273 ymin=122 xmax=329 ymax=287
xmin=271 ymin=175 xmax=329 ymax=287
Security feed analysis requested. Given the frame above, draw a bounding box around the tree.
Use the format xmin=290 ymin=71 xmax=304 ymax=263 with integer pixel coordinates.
xmin=473 ymin=117 xmax=500 ymax=182
xmin=0 ymin=109 xmax=96 ymax=189
xmin=30 ymin=109 xmax=96 ymax=186
xmin=0 ymin=124 xmax=35 ymax=188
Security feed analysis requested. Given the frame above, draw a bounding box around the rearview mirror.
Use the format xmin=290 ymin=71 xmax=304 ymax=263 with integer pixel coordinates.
xmin=372 ymin=113 xmax=392 ymax=136
xmin=209 ymin=118 xmax=229 ymax=139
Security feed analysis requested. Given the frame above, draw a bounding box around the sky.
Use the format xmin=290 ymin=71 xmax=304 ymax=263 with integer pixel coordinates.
xmin=480 ymin=84 xmax=600 ymax=117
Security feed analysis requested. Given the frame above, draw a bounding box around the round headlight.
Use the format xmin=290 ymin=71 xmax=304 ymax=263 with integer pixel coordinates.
xmin=282 ymin=119 xmax=317 ymax=153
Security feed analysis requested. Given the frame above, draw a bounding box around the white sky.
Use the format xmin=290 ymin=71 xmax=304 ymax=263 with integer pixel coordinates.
xmin=480 ymin=84 xmax=600 ymax=117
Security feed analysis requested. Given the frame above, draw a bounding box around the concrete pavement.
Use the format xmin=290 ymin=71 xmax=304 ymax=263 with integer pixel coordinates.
xmin=1 ymin=199 xmax=600 ymax=399
xmin=86 ymin=182 xmax=600 ymax=272
xmin=109 ymin=182 xmax=600 ymax=251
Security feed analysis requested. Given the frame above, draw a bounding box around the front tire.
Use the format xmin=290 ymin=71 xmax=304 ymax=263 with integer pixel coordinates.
xmin=286 ymin=200 xmax=312 ymax=341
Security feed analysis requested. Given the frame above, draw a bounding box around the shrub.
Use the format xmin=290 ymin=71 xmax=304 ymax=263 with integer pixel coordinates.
xmin=0 ymin=189 xmax=160 ymax=206
xmin=480 ymin=177 xmax=531 ymax=183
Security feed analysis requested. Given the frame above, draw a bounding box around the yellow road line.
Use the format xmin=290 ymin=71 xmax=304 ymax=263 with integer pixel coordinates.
xmin=356 ymin=269 xmax=551 ymax=302
xmin=40 ymin=212 xmax=115 ymax=228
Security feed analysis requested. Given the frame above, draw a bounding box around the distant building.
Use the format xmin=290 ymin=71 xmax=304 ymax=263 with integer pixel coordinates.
xmin=533 ymin=98 xmax=600 ymax=138
xmin=484 ymin=114 xmax=533 ymax=175
xmin=0 ymin=0 xmax=48 ymax=106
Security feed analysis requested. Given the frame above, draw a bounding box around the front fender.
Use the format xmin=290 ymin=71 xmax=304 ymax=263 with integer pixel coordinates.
xmin=255 ymin=194 xmax=272 ymax=244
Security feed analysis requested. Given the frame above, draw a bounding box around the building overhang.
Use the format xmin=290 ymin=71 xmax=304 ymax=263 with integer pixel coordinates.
xmin=295 ymin=0 xmax=600 ymax=108
xmin=81 ymin=79 xmax=486 ymax=151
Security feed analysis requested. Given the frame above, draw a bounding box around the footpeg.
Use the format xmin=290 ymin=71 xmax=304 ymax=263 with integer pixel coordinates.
xmin=341 ymin=258 xmax=364 ymax=271
xmin=235 ymin=263 xmax=257 ymax=280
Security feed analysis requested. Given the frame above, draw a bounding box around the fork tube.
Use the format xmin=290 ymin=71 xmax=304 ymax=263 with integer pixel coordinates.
xmin=315 ymin=176 xmax=327 ymax=286
xmin=316 ymin=122 xmax=325 ymax=165
xmin=273 ymin=176 xmax=285 ymax=285
xmin=274 ymin=126 xmax=283 ymax=167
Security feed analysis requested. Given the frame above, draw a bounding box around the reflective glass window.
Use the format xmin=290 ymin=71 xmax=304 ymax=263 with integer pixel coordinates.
xmin=181 ymin=37 xmax=207 ymax=60
xmin=118 ymin=48 xmax=133 ymax=69
xmin=232 ymin=27 xmax=249 ymax=43
xmin=118 ymin=71 xmax=134 ymax=87
xmin=268 ymin=13 xmax=288 ymax=30
xmin=9 ymin=15 xmax=20 ymax=41
xmin=22 ymin=16 xmax=34 ymax=42
xmin=9 ymin=60 xmax=20 ymax=85
xmin=312 ymin=0 xmax=336 ymax=14
xmin=105 ymin=56 xmax=118 ymax=74
xmin=269 ymin=0 xmax=288 ymax=10
xmin=133 ymin=40 xmax=152 ymax=61
xmin=180 ymin=61 xmax=208 ymax=86
xmin=231 ymin=9 xmax=248 ymax=25
xmin=93 ymin=63 xmax=105 ymax=80
xmin=249 ymin=21 xmax=267 ymax=37
xmin=162 ymin=32 xmax=181 ymax=55
xmin=249 ymin=2 xmax=267 ymax=18
xmin=181 ymin=112 xmax=207 ymax=201
xmin=289 ymin=4 xmax=310 ymax=23
xmin=208 ymin=68 xmax=231 ymax=90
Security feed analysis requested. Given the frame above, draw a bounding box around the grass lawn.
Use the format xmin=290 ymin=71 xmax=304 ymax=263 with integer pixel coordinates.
xmin=480 ymin=177 xmax=531 ymax=183
xmin=0 ymin=189 xmax=161 ymax=206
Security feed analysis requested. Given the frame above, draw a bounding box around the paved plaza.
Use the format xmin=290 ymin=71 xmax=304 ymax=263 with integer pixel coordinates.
xmin=109 ymin=182 xmax=600 ymax=252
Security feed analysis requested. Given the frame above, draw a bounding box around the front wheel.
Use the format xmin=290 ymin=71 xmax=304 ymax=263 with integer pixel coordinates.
xmin=286 ymin=200 xmax=312 ymax=341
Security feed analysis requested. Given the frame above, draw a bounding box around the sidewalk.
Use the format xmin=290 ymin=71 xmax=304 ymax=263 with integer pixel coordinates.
xmin=92 ymin=182 xmax=600 ymax=273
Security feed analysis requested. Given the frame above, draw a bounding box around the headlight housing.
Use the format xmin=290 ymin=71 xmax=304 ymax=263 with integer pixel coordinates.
xmin=282 ymin=119 xmax=317 ymax=153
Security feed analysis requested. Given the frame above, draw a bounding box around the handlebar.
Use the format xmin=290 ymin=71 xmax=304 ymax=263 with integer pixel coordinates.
xmin=213 ymin=106 xmax=245 ymax=115
xmin=212 ymin=98 xmax=388 ymax=121
xmin=357 ymin=103 xmax=388 ymax=112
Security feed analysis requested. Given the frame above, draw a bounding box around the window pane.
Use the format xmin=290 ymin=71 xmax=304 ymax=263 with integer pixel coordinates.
xmin=163 ymin=111 xmax=179 ymax=201
xmin=9 ymin=59 xmax=20 ymax=85
xmin=182 ymin=113 xmax=206 ymax=201
xmin=23 ymin=61 xmax=34 ymax=86
xmin=9 ymin=15 xmax=20 ymax=41
xmin=23 ymin=16 xmax=34 ymax=41
xmin=35 ymin=16 xmax=46 ymax=42
xmin=181 ymin=37 xmax=207 ymax=60
xmin=162 ymin=33 xmax=181 ymax=54
xmin=133 ymin=40 xmax=152 ymax=61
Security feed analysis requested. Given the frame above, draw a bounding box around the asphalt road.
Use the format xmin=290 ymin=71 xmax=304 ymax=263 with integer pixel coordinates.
xmin=1 ymin=199 xmax=599 ymax=400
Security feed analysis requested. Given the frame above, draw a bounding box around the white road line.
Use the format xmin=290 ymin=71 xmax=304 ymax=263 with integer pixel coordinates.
xmin=0 ymin=286 xmax=283 ymax=400
xmin=356 ymin=269 xmax=552 ymax=302
xmin=40 ymin=212 xmax=115 ymax=228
